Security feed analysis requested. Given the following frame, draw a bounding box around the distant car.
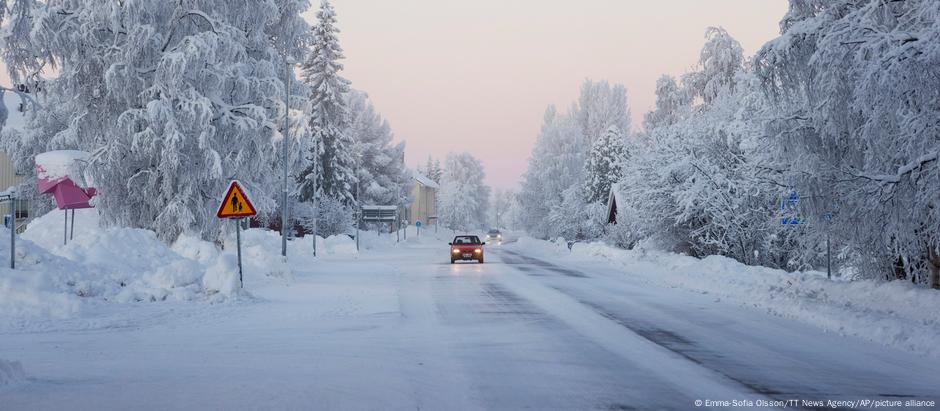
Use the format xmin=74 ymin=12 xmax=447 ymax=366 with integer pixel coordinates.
xmin=450 ymin=235 xmax=485 ymax=264
xmin=485 ymin=229 xmax=502 ymax=245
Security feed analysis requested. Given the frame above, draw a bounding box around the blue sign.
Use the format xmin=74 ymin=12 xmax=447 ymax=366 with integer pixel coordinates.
xmin=780 ymin=191 xmax=802 ymax=225
xmin=415 ymin=220 xmax=422 ymax=228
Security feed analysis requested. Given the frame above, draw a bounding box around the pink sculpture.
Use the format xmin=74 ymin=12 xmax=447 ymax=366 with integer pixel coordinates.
xmin=35 ymin=150 xmax=97 ymax=210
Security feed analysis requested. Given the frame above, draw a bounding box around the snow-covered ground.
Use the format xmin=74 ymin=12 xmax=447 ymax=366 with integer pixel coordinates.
xmin=1 ymin=217 xmax=939 ymax=410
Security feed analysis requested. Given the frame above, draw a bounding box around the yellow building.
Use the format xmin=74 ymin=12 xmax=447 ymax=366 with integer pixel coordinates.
xmin=407 ymin=171 xmax=438 ymax=226
xmin=0 ymin=151 xmax=29 ymax=230
xmin=1 ymin=91 xmax=31 ymax=229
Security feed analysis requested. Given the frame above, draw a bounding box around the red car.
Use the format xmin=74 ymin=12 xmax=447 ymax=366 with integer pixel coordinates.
xmin=450 ymin=235 xmax=485 ymax=264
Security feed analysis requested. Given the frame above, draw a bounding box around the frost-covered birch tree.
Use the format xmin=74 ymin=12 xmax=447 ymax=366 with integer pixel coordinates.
xmin=755 ymin=0 xmax=940 ymax=287
xmin=0 ymin=0 xmax=310 ymax=242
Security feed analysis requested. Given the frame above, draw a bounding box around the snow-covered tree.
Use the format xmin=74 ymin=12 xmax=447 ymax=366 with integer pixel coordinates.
xmin=490 ymin=188 xmax=517 ymax=230
xmin=437 ymin=152 xmax=490 ymax=231
xmin=1 ymin=0 xmax=310 ymax=242
xmin=755 ymin=0 xmax=940 ymax=287
xmin=683 ymin=27 xmax=745 ymax=104
xmin=297 ymin=0 xmax=356 ymax=207
xmin=583 ymin=125 xmax=628 ymax=204
xmin=517 ymin=106 xmax=586 ymax=238
xmin=643 ymin=75 xmax=691 ymax=130
xmin=346 ymin=90 xmax=411 ymax=208
xmin=421 ymin=156 xmax=442 ymax=184
xmin=517 ymin=79 xmax=632 ymax=240
xmin=618 ymin=27 xmax=813 ymax=268
xmin=575 ymin=79 xmax=631 ymax=145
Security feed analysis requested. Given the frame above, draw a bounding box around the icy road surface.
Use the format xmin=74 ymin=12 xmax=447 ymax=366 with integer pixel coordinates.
xmin=1 ymin=237 xmax=939 ymax=410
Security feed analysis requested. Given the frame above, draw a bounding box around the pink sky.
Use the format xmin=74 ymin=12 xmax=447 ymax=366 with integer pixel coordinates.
xmin=316 ymin=0 xmax=788 ymax=189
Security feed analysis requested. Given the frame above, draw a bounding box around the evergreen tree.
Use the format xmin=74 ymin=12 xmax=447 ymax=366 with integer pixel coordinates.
xmin=346 ymin=90 xmax=411 ymax=207
xmin=582 ymin=126 xmax=628 ymax=204
xmin=297 ymin=0 xmax=357 ymax=206
xmin=424 ymin=157 xmax=443 ymax=183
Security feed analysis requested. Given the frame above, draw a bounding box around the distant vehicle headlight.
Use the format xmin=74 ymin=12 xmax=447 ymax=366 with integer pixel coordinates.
xmin=497 ymin=235 xmax=502 ymax=239
xmin=452 ymin=249 xmax=460 ymax=254
xmin=474 ymin=248 xmax=482 ymax=253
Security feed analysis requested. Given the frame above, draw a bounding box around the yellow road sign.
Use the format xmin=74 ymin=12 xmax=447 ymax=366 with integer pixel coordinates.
xmin=216 ymin=181 xmax=258 ymax=219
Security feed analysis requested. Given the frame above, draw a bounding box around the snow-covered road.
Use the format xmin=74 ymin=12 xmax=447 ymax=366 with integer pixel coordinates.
xmin=1 ymin=236 xmax=938 ymax=410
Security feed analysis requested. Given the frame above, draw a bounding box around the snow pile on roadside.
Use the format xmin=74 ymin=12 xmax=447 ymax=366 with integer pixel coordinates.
xmin=510 ymin=237 xmax=940 ymax=358
xmin=1 ymin=210 xmax=231 ymax=320
xmin=22 ymin=210 xmax=205 ymax=303
xmin=0 ymin=359 xmax=26 ymax=386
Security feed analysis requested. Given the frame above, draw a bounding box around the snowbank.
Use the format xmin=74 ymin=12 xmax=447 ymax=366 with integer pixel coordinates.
xmin=0 ymin=208 xmax=420 ymax=322
xmin=1 ymin=210 xmax=229 ymax=321
xmin=21 ymin=209 xmax=205 ymax=303
xmin=508 ymin=237 xmax=940 ymax=359
xmin=0 ymin=359 xmax=26 ymax=386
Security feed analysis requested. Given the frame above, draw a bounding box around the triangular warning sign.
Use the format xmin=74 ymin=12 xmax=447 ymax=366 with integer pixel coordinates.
xmin=216 ymin=181 xmax=258 ymax=219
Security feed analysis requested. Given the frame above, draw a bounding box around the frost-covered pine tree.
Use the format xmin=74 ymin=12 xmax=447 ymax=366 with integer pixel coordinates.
xmin=1 ymin=0 xmax=310 ymax=242
xmin=297 ymin=0 xmax=357 ymax=207
xmin=582 ymin=126 xmax=628 ymax=204
xmin=346 ymin=90 xmax=412 ymax=207
xmin=422 ymin=156 xmax=443 ymax=184
xmin=437 ymin=152 xmax=490 ymax=231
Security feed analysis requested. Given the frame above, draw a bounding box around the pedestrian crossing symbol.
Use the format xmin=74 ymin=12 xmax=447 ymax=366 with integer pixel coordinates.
xmin=216 ymin=180 xmax=258 ymax=219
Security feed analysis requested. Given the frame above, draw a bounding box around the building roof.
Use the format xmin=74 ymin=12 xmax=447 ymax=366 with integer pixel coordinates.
xmin=413 ymin=170 xmax=440 ymax=189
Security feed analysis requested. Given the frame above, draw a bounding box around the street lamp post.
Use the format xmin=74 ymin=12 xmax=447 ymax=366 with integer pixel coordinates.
xmin=281 ymin=59 xmax=294 ymax=258
xmin=355 ymin=153 xmax=362 ymax=252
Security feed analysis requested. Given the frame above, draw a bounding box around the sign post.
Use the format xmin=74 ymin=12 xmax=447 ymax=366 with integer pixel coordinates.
xmin=1 ymin=187 xmax=18 ymax=269
xmin=416 ymin=220 xmax=422 ymax=237
xmin=361 ymin=206 xmax=398 ymax=244
xmin=216 ymin=181 xmax=258 ymax=289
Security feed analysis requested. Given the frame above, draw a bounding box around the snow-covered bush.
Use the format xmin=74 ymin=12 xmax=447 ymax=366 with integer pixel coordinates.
xmin=315 ymin=196 xmax=352 ymax=237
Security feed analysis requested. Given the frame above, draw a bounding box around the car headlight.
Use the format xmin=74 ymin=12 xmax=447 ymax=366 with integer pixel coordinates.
xmin=474 ymin=248 xmax=482 ymax=253
xmin=497 ymin=235 xmax=502 ymax=239
xmin=452 ymin=249 xmax=460 ymax=254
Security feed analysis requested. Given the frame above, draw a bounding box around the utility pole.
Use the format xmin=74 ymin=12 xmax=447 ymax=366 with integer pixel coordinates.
xmin=356 ymin=177 xmax=360 ymax=252
xmin=9 ymin=190 xmax=15 ymax=269
xmin=281 ymin=59 xmax=292 ymax=258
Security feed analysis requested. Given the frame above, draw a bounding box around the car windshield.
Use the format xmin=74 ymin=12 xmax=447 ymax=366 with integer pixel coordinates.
xmin=453 ymin=236 xmax=481 ymax=245
xmin=487 ymin=230 xmax=501 ymax=235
